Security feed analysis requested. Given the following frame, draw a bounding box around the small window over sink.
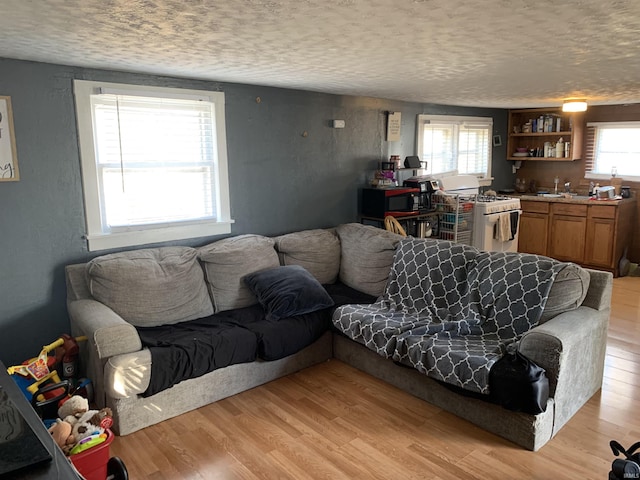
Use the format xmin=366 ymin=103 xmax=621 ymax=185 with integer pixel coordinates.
xmin=584 ymin=121 xmax=640 ymax=180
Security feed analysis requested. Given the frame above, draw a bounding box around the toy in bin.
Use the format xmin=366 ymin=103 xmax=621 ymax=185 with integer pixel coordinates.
xmin=70 ymin=429 xmax=128 ymax=480
xmin=6 ymin=334 xmax=88 ymax=403
xmin=46 ymin=395 xmax=128 ymax=479
xmin=6 ymin=336 xmax=127 ymax=478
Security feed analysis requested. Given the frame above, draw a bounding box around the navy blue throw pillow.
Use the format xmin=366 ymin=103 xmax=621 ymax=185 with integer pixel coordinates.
xmin=244 ymin=265 xmax=334 ymax=320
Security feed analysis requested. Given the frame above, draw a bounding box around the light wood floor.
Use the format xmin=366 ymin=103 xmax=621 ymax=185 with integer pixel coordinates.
xmin=110 ymin=277 xmax=640 ymax=479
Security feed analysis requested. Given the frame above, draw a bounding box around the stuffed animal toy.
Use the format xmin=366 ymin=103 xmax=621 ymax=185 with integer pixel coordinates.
xmin=72 ymin=419 xmax=103 ymax=444
xmin=48 ymin=419 xmax=76 ymax=455
xmin=57 ymin=395 xmax=89 ymax=425
xmin=72 ymin=407 xmax=113 ymax=443
xmin=88 ymin=407 xmax=113 ymax=430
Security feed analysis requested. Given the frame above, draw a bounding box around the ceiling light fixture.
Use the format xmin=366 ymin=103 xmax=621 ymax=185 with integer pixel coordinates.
xmin=562 ymin=99 xmax=588 ymax=112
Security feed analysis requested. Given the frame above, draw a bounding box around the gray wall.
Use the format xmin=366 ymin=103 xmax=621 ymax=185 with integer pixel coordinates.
xmin=0 ymin=57 xmax=508 ymax=365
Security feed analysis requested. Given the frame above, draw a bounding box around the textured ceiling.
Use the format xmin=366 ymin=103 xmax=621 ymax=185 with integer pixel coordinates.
xmin=1 ymin=0 xmax=639 ymax=108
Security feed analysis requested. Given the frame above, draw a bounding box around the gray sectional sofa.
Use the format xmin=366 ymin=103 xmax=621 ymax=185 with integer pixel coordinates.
xmin=65 ymin=223 xmax=612 ymax=451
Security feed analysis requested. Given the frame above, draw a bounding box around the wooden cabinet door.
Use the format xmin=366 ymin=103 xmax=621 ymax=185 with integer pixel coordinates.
xmin=549 ymin=214 xmax=586 ymax=263
xmin=518 ymin=212 xmax=549 ymax=255
xmin=584 ymin=217 xmax=615 ymax=267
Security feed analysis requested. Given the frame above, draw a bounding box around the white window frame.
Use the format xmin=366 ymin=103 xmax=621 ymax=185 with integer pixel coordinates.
xmin=74 ymin=80 xmax=233 ymax=251
xmin=416 ymin=114 xmax=493 ymax=187
xmin=585 ymin=121 xmax=640 ymax=182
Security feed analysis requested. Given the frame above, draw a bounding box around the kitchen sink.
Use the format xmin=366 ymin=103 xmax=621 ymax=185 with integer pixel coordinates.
xmin=537 ymin=193 xmax=591 ymax=200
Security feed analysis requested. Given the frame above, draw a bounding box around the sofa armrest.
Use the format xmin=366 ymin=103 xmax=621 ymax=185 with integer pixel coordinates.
xmin=104 ymin=349 xmax=152 ymax=399
xmin=519 ymin=305 xmax=609 ymax=434
xmin=581 ymin=269 xmax=613 ymax=311
xmin=68 ymin=299 xmax=143 ymax=409
xmin=68 ymin=299 xmax=142 ymax=359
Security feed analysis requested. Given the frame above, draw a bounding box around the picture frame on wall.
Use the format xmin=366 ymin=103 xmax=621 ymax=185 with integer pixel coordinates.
xmin=0 ymin=96 xmax=19 ymax=182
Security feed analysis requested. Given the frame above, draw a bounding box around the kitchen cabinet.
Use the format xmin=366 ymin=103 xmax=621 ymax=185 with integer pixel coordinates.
xmin=585 ymin=216 xmax=615 ymax=267
xmin=519 ymin=201 xmax=549 ymax=256
xmin=584 ymin=202 xmax=635 ymax=272
xmin=507 ymin=107 xmax=584 ymax=161
xmin=518 ymin=197 xmax=635 ymax=276
xmin=548 ymin=204 xmax=587 ymax=263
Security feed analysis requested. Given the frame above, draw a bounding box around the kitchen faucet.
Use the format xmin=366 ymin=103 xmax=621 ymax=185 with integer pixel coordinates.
xmin=565 ymin=181 xmax=571 ymax=193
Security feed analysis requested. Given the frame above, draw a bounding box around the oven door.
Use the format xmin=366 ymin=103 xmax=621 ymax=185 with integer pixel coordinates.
xmin=473 ymin=210 xmax=521 ymax=252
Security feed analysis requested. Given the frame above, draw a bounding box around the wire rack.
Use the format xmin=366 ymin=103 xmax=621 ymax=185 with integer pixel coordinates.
xmin=432 ymin=193 xmax=475 ymax=245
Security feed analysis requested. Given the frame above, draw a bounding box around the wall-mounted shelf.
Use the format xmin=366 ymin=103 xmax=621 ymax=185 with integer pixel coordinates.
xmin=507 ymin=107 xmax=584 ymax=162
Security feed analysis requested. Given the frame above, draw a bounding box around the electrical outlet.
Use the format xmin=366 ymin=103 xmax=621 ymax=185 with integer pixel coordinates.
xmin=332 ymin=120 xmax=345 ymax=129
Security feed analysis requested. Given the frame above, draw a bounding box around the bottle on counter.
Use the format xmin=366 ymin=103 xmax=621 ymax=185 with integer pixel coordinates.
xmin=593 ymin=183 xmax=600 ymax=196
xmin=611 ymin=166 xmax=622 ymax=195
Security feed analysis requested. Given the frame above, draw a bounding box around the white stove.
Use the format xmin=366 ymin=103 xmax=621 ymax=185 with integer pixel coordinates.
xmin=474 ymin=195 xmax=521 ymax=214
xmin=473 ymin=195 xmax=521 ymax=252
xmin=437 ymin=175 xmax=522 ymax=252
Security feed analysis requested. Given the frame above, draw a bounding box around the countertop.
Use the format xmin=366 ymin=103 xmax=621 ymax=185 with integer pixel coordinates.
xmin=518 ymin=194 xmax=634 ymax=205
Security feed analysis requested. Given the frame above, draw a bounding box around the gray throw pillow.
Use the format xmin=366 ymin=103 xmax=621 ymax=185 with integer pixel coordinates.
xmin=198 ymin=235 xmax=280 ymax=312
xmin=244 ymin=265 xmax=334 ymax=321
xmin=274 ymin=229 xmax=341 ymax=284
xmin=336 ymin=223 xmax=402 ymax=296
xmin=539 ymin=263 xmax=590 ymax=323
xmin=86 ymin=247 xmax=213 ymax=327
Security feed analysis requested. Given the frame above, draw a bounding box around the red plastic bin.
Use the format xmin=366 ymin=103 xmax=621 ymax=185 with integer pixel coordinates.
xmin=70 ymin=429 xmax=114 ymax=480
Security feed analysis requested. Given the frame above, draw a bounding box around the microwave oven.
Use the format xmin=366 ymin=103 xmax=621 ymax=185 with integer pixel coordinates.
xmin=361 ymin=187 xmax=420 ymax=218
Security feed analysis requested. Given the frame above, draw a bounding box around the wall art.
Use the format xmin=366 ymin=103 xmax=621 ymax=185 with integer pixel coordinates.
xmin=0 ymin=96 xmax=19 ymax=181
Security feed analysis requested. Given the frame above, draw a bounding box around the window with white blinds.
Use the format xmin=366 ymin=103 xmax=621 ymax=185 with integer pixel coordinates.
xmin=74 ymin=80 xmax=232 ymax=251
xmin=416 ymin=115 xmax=492 ymax=182
xmin=584 ymin=121 xmax=640 ymax=180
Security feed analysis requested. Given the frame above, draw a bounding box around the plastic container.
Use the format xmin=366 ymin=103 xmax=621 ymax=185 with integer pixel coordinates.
xmin=70 ymin=429 xmax=114 ymax=480
xmin=621 ymin=186 xmax=631 ymax=198
xmin=555 ymin=138 xmax=564 ymax=158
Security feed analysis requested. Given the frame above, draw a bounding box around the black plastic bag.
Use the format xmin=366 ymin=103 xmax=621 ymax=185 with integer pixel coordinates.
xmin=489 ymin=350 xmax=549 ymax=414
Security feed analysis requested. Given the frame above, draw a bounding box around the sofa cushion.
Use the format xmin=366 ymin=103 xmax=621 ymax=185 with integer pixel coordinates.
xmin=539 ymin=263 xmax=590 ymax=323
xmin=198 ymin=235 xmax=280 ymax=312
xmin=220 ymin=304 xmax=332 ymax=361
xmin=336 ymin=223 xmax=402 ymax=297
xmin=244 ymin=265 xmax=335 ymax=321
xmin=274 ymin=228 xmax=341 ymax=284
xmin=137 ymin=317 xmax=259 ymax=397
xmin=86 ymin=247 xmax=213 ymax=327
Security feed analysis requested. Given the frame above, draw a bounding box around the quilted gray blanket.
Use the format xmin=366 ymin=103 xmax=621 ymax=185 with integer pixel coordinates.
xmin=333 ymin=238 xmax=566 ymax=394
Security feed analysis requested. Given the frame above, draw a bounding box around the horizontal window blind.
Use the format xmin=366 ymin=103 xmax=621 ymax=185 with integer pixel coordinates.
xmin=421 ymin=122 xmax=455 ymax=175
xmin=585 ymin=122 xmax=640 ymax=177
xmin=584 ymin=125 xmax=597 ymax=173
xmin=92 ymin=94 xmax=218 ymax=228
xmin=417 ymin=115 xmax=492 ymax=179
xmin=458 ymin=124 xmax=490 ymax=176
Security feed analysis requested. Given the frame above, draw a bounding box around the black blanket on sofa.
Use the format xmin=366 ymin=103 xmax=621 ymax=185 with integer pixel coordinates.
xmin=137 ymin=282 xmax=376 ymax=396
